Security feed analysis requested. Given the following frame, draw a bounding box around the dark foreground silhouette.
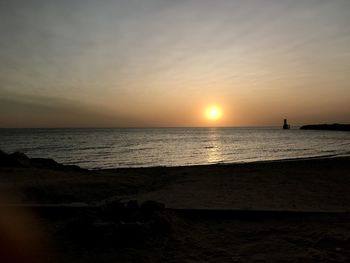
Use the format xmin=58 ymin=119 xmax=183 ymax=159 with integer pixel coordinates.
xmin=1 ymin=150 xmax=350 ymax=262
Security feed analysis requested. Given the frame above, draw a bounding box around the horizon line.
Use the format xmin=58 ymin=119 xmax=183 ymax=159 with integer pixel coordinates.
xmin=0 ymin=125 xmax=301 ymax=129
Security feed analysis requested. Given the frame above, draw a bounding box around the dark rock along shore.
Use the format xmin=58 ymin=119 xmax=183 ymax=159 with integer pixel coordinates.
xmin=300 ymin=124 xmax=350 ymax=131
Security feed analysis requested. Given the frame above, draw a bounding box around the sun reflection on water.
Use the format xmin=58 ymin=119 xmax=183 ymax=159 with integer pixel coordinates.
xmin=206 ymin=128 xmax=222 ymax=164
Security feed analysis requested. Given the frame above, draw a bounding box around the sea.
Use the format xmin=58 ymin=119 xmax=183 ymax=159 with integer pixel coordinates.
xmin=0 ymin=127 xmax=349 ymax=169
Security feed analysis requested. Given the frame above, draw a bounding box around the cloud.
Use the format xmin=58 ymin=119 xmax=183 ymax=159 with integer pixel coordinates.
xmin=0 ymin=0 xmax=349 ymax=126
xmin=0 ymin=93 xmax=143 ymax=128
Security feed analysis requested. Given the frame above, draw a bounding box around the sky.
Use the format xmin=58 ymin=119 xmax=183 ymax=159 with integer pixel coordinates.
xmin=0 ymin=0 xmax=349 ymax=128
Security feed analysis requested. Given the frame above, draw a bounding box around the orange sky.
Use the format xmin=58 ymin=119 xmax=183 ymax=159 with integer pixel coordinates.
xmin=1 ymin=0 xmax=349 ymax=128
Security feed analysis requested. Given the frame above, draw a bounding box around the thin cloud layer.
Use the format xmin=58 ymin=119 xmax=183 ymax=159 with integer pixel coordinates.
xmin=1 ymin=0 xmax=349 ymax=127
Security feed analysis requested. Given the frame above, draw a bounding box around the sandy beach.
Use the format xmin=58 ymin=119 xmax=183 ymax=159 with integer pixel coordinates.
xmin=1 ymin=152 xmax=350 ymax=262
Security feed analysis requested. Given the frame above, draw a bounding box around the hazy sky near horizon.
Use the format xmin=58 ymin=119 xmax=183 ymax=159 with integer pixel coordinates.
xmin=1 ymin=0 xmax=349 ymax=127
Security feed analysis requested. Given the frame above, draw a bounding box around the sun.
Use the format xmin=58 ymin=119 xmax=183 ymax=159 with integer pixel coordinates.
xmin=205 ymin=105 xmax=223 ymax=121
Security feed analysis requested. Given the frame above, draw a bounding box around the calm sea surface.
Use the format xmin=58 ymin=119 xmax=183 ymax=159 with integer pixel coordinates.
xmin=0 ymin=128 xmax=349 ymax=169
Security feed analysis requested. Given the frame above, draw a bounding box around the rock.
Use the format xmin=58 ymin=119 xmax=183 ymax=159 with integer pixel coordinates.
xmin=149 ymin=211 xmax=172 ymax=236
xmin=0 ymin=151 xmax=31 ymax=167
xmin=117 ymin=221 xmax=152 ymax=246
xmin=11 ymin=151 xmax=31 ymax=165
xmin=126 ymin=200 xmax=139 ymax=210
xmin=102 ymin=199 xmax=126 ymax=221
xmin=62 ymin=215 xmax=96 ymax=241
xmin=140 ymin=200 xmax=166 ymax=220
xmin=30 ymin=157 xmax=61 ymax=169
xmin=141 ymin=200 xmax=165 ymax=212
xmin=0 ymin=150 xmax=83 ymax=171
xmin=300 ymin=124 xmax=350 ymax=131
xmin=124 ymin=200 xmax=140 ymax=221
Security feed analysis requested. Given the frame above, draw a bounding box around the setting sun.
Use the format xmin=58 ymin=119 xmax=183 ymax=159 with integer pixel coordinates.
xmin=205 ymin=106 xmax=223 ymax=121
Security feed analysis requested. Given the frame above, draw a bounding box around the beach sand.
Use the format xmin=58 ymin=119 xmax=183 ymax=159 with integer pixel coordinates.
xmin=0 ymin=153 xmax=350 ymax=262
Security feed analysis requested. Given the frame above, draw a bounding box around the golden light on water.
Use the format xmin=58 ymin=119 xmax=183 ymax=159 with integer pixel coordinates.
xmin=205 ymin=106 xmax=223 ymax=121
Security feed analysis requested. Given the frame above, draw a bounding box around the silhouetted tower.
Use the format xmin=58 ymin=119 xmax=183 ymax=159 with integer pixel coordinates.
xmin=283 ymin=119 xmax=290 ymax=129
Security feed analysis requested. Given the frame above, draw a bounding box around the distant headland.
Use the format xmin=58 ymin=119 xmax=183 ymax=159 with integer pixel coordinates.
xmin=300 ymin=124 xmax=350 ymax=131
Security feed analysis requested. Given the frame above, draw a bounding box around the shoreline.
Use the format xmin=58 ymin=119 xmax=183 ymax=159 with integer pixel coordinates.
xmin=4 ymin=148 xmax=350 ymax=171
xmin=95 ymin=153 xmax=350 ymax=171
xmin=1 ymin=151 xmax=350 ymax=210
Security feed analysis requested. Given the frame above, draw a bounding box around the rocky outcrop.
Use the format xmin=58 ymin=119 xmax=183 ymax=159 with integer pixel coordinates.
xmin=300 ymin=124 xmax=350 ymax=131
xmin=61 ymin=200 xmax=171 ymax=248
xmin=0 ymin=150 xmax=82 ymax=170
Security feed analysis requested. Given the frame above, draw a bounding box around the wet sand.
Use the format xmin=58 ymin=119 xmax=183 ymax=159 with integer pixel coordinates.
xmin=0 ymin=154 xmax=350 ymax=262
